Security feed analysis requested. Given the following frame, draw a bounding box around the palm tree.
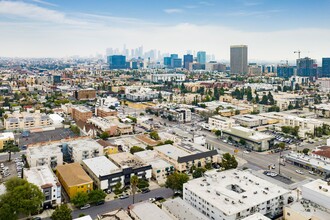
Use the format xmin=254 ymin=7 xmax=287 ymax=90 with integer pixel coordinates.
xmin=130 ymin=175 xmax=139 ymax=204
xmin=3 ymin=140 xmax=20 ymax=162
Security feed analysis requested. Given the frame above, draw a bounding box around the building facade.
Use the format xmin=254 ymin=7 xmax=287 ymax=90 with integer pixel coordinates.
xmin=230 ymin=45 xmax=248 ymax=74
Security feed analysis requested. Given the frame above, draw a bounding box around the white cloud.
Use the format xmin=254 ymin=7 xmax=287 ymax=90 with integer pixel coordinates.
xmin=0 ymin=1 xmax=85 ymax=25
xmin=0 ymin=1 xmax=329 ymax=63
xmin=31 ymin=0 xmax=57 ymax=7
xmin=164 ymin=8 xmax=183 ymax=14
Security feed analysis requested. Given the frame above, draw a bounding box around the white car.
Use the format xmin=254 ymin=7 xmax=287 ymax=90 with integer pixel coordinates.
xmin=243 ymin=151 xmax=250 ymax=154
xmin=296 ymin=170 xmax=304 ymax=174
xmin=149 ymin=198 xmax=156 ymax=202
xmin=308 ymin=171 xmax=316 ymax=175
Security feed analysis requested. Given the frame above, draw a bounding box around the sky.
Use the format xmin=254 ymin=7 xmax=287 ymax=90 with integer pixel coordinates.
xmin=0 ymin=0 xmax=330 ymax=63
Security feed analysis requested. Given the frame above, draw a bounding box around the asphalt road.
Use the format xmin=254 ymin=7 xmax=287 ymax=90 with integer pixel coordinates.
xmin=204 ymin=133 xmax=319 ymax=183
xmin=43 ymin=187 xmax=173 ymax=219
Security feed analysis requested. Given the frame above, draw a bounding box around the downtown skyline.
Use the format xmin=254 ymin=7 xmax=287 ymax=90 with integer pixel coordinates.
xmin=0 ymin=0 xmax=330 ymax=62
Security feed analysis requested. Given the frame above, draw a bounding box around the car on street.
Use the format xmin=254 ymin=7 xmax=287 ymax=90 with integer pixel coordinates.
xmin=309 ymin=171 xmax=317 ymax=175
xmin=149 ymin=198 xmax=156 ymax=202
xmin=243 ymin=151 xmax=250 ymax=154
xmin=155 ymin=196 xmax=164 ymax=201
xmin=80 ymin=204 xmax=91 ymax=210
xmin=119 ymin=194 xmax=129 ymax=199
xmin=96 ymin=200 xmax=105 ymax=206
xmin=296 ymin=170 xmax=304 ymax=175
xmin=141 ymin=188 xmax=150 ymax=194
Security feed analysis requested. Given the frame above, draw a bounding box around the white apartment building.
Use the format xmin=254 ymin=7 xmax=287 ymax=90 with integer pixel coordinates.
xmin=27 ymin=144 xmax=63 ymax=169
xmin=163 ymin=108 xmax=191 ymax=123
xmin=208 ymin=115 xmax=235 ymax=131
xmin=284 ymin=179 xmax=330 ymax=220
xmin=95 ymin=96 xmax=120 ymax=108
xmin=81 ymin=156 xmax=121 ymax=190
xmin=232 ymin=114 xmax=268 ymax=128
xmin=4 ymin=111 xmax=53 ymax=131
xmin=183 ymin=169 xmax=290 ymax=220
xmin=283 ymin=115 xmax=323 ymax=138
xmin=67 ymin=139 xmax=103 ymax=163
xmin=134 ymin=150 xmax=174 ymax=184
xmin=23 ymin=166 xmax=61 ymax=209
xmin=150 ymin=73 xmax=186 ymax=83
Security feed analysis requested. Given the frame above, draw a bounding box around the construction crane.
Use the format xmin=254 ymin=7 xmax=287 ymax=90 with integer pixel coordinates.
xmin=294 ymin=50 xmax=301 ymax=59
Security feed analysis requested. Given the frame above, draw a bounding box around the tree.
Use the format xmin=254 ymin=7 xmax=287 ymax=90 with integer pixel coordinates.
xmin=260 ymin=95 xmax=268 ymax=105
xmin=71 ymin=192 xmax=89 ymax=208
xmin=70 ymin=125 xmax=80 ymax=135
xmin=130 ymin=175 xmax=139 ymax=204
xmin=221 ymin=153 xmax=238 ymax=170
xmin=137 ymin=178 xmax=149 ymax=189
xmin=246 ymin=88 xmax=253 ymax=102
xmin=288 ymin=103 xmax=294 ymax=110
xmin=215 ymin=130 xmax=222 ymax=137
xmin=99 ymin=132 xmax=110 ymax=140
xmin=88 ymin=189 xmax=106 ymax=204
xmin=302 ymin=148 xmax=310 ymax=155
xmin=239 ymin=139 xmax=246 ymax=146
xmin=192 ymin=167 xmax=206 ymax=178
xmin=255 ymin=94 xmax=260 ymax=103
xmin=267 ymin=92 xmax=275 ymax=105
xmin=149 ymin=130 xmax=160 ymax=140
xmin=164 ymin=140 xmax=174 ymax=145
xmin=1 ymin=178 xmax=44 ymax=217
xmin=51 ymin=204 xmax=72 ymax=220
xmin=3 ymin=140 xmax=20 ymax=162
xmin=130 ymin=146 xmax=145 ymax=154
xmin=4 ymin=97 xmax=10 ymax=107
xmin=165 ymin=172 xmax=189 ymax=191
xmin=235 ymin=109 xmax=240 ymax=115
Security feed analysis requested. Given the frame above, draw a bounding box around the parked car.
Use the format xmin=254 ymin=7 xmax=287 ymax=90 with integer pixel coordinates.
xmin=149 ymin=198 xmax=156 ymax=202
xmin=155 ymin=196 xmax=164 ymax=201
xmin=119 ymin=194 xmax=129 ymax=199
xmin=80 ymin=204 xmax=91 ymax=210
xmin=96 ymin=200 xmax=105 ymax=206
xmin=309 ymin=171 xmax=317 ymax=175
xmin=296 ymin=170 xmax=304 ymax=175
xmin=141 ymin=188 xmax=150 ymax=194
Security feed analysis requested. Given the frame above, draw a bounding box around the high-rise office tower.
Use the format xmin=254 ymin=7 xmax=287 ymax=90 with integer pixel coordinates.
xmin=230 ymin=45 xmax=248 ymax=74
xmin=297 ymin=57 xmax=317 ymax=79
xmin=197 ymin=51 xmax=206 ymax=64
xmin=164 ymin=57 xmax=172 ymax=67
xmin=183 ymin=54 xmax=193 ymax=69
xmin=277 ymin=65 xmax=294 ymax=78
xmin=322 ymin=58 xmax=330 ymax=77
xmin=107 ymin=55 xmax=127 ymax=69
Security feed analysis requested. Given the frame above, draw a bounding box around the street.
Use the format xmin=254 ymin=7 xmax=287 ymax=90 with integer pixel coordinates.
xmin=42 ymin=187 xmax=173 ymax=219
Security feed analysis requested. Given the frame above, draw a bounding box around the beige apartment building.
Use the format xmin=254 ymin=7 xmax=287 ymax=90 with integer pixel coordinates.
xmin=4 ymin=111 xmax=53 ymax=131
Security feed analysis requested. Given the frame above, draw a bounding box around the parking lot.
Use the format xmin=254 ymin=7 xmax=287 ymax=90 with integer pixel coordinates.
xmin=263 ymin=170 xmax=294 ymax=185
xmin=0 ymin=157 xmax=24 ymax=181
xmin=15 ymin=128 xmax=78 ymax=147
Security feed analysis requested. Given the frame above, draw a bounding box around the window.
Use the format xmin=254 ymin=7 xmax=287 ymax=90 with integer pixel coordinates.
xmin=287 ymin=212 xmax=290 ymax=216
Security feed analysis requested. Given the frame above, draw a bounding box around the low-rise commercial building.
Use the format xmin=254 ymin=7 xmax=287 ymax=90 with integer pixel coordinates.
xmin=162 ymin=108 xmax=191 ymax=123
xmin=130 ymin=202 xmax=173 ymax=220
xmin=232 ymin=114 xmax=268 ymax=128
xmin=222 ymin=126 xmax=275 ymax=151
xmin=96 ymin=107 xmax=118 ymax=118
xmin=150 ymin=73 xmax=186 ymax=83
xmin=100 ymin=152 xmax=152 ymax=189
xmin=184 ymin=169 xmax=291 ymax=220
xmin=24 ymin=166 xmax=61 ymax=209
xmin=134 ymin=150 xmax=174 ymax=184
xmin=87 ymin=117 xmax=118 ymax=136
xmin=56 ymin=163 xmax=93 ymax=199
xmin=284 ymin=179 xmax=330 ymax=220
xmin=208 ymin=115 xmax=235 ymax=131
xmin=155 ymin=144 xmax=217 ymax=173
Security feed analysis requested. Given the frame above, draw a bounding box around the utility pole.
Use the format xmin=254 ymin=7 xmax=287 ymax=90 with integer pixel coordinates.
xmin=279 ymin=151 xmax=281 ymax=175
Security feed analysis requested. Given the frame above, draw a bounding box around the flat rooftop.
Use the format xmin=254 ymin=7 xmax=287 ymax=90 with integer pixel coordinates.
xmin=27 ymin=144 xmax=62 ymax=158
xmin=233 ymin=114 xmax=266 ymax=121
xmin=130 ymin=202 xmax=172 ymax=220
xmin=109 ymin=152 xmax=146 ymax=168
xmin=162 ymin=197 xmax=208 ymax=220
xmin=302 ymin=179 xmax=330 ymax=198
xmin=184 ymin=169 xmax=289 ymax=216
xmin=285 ymin=200 xmax=330 ymax=220
xmin=56 ymin=163 xmax=93 ymax=187
xmin=241 ymin=213 xmax=271 ymax=220
xmin=24 ymin=166 xmax=59 ymax=188
xmin=155 ymin=144 xmax=190 ymax=160
xmin=82 ymin=156 xmax=120 ymax=176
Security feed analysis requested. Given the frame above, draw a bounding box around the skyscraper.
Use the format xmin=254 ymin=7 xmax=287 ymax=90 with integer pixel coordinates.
xmin=296 ymin=57 xmax=317 ymax=79
xmin=197 ymin=51 xmax=206 ymax=64
xmin=322 ymin=58 xmax=330 ymax=77
xmin=230 ymin=45 xmax=248 ymax=74
xmin=107 ymin=55 xmax=126 ymax=69
xmin=183 ymin=54 xmax=193 ymax=69
xmin=277 ymin=65 xmax=294 ymax=78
